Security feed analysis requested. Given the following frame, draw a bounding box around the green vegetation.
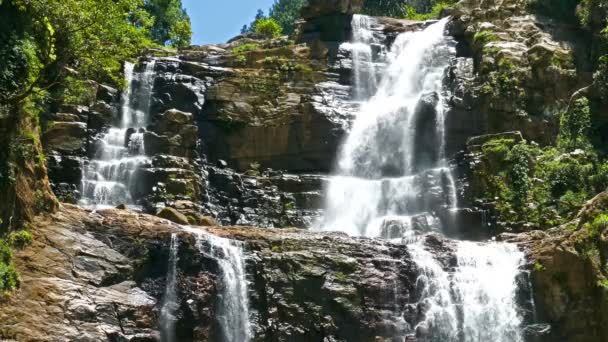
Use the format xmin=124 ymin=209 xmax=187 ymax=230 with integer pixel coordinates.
xmin=0 ymin=0 xmax=192 ymax=107
xmin=144 ymin=0 xmax=192 ymax=48
xmin=474 ymin=99 xmax=608 ymax=228
xmin=558 ymin=97 xmax=591 ymax=150
xmin=474 ymin=30 xmax=500 ymax=45
xmin=254 ymin=18 xmax=284 ymax=39
xmin=0 ymin=0 xmax=152 ymax=106
xmin=0 ymin=240 xmax=20 ymax=294
xmin=404 ymin=1 xmax=454 ymax=20
xmin=363 ymin=0 xmax=408 ymax=17
xmin=334 ymin=272 xmax=348 ymax=283
xmin=8 ymin=230 xmax=32 ymax=249
xmin=268 ymin=0 xmax=305 ymax=35
xmin=243 ymin=0 xmax=304 ymax=36
xmin=232 ymin=43 xmax=261 ymax=54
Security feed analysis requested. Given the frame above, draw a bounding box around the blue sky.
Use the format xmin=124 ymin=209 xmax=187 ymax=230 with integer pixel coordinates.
xmin=183 ymin=0 xmax=276 ymax=45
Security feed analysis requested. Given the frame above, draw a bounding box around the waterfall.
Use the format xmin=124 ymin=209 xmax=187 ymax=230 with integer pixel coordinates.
xmin=321 ymin=18 xmax=457 ymax=236
xmin=160 ymin=233 xmax=179 ymax=342
xmin=342 ymin=14 xmax=380 ymax=100
xmin=320 ymin=17 xmax=526 ymax=341
xmin=185 ymin=228 xmax=252 ymax=342
xmin=80 ymin=60 xmax=155 ymax=209
xmin=453 ymin=241 xmax=525 ymax=342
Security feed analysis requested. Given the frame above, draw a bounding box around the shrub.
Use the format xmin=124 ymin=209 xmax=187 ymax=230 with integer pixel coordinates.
xmin=594 ymin=55 xmax=608 ymax=99
xmin=0 ymin=262 xmax=19 ymax=293
xmin=231 ymin=43 xmax=260 ymax=54
xmin=403 ymin=1 xmax=453 ymax=21
xmin=508 ymin=143 xmax=532 ymax=210
xmin=0 ymin=241 xmax=12 ymax=265
xmin=8 ymin=230 xmax=32 ymax=249
xmin=254 ymin=18 xmax=283 ymax=39
xmin=558 ymin=96 xmax=591 ymax=150
xmin=474 ymin=30 xmax=500 ymax=45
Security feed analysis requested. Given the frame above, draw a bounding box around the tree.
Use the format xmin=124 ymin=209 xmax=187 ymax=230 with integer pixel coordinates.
xmin=255 ymin=18 xmax=284 ymax=39
xmin=269 ymin=0 xmax=305 ymax=35
xmin=362 ymin=0 xmax=407 ymax=17
xmin=0 ymin=0 xmax=153 ymax=104
xmin=242 ymin=9 xmax=267 ymax=34
xmin=558 ymin=96 xmax=592 ymax=150
xmin=243 ymin=0 xmax=305 ymax=36
xmin=144 ymin=0 xmax=192 ymax=48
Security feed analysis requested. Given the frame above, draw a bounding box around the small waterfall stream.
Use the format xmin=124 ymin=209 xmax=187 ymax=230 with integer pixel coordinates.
xmin=160 ymin=233 xmax=179 ymax=342
xmin=184 ymin=227 xmax=252 ymax=342
xmin=80 ymin=60 xmax=155 ymax=209
xmin=320 ymin=17 xmax=527 ymax=341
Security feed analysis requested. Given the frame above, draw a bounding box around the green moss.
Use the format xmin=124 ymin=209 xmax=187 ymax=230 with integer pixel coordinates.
xmin=294 ymin=63 xmax=313 ymax=74
xmin=534 ymin=262 xmax=545 ymax=271
xmin=474 ymin=30 xmax=500 ymax=45
xmin=498 ymin=57 xmax=515 ymax=70
xmin=8 ymin=230 xmax=32 ymax=250
xmin=558 ymin=97 xmax=591 ymax=150
xmin=283 ymin=201 xmax=296 ymax=211
xmin=483 ymin=46 xmax=501 ymax=54
xmin=403 ymin=1 xmax=454 ymax=21
xmin=233 ymin=54 xmax=247 ymax=65
xmin=334 ymin=271 xmax=348 ymax=283
xmin=231 ymin=43 xmax=261 ymax=54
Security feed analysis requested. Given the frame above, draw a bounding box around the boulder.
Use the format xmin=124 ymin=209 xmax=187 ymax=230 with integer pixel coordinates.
xmin=43 ymin=122 xmax=87 ymax=154
xmin=96 ymin=84 xmax=119 ymax=103
xmin=156 ymin=207 xmax=190 ymax=225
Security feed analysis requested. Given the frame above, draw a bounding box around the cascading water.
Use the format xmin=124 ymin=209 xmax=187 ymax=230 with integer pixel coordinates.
xmin=321 ymin=17 xmax=457 ymax=236
xmin=185 ymin=228 xmax=252 ymax=342
xmin=320 ymin=17 xmax=527 ymax=341
xmin=342 ymin=14 xmax=380 ymax=100
xmin=80 ymin=60 xmax=155 ymax=209
xmin=160 ymin=233 xmax=179 ymax=342
xmin=454 ymin=241 xmax=525 ymax=342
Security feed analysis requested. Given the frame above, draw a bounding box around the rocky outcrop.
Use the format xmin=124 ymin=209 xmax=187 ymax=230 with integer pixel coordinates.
xmin=0 ymin=104 xmax=57 ymax=228
xmin=42 ymin=85 xmax=120 ymax=204
xmin=446 ymin=0 xmax=584 ymax=150
xmin=505 ymin=192 xmax=608 ymax=342
xmin=0 ymin=203 xmax=469 ymax=341
xmin=206 ymin=167 xmax=326 ymax=228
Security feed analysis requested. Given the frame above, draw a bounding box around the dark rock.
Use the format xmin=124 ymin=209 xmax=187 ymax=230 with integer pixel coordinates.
xmin=97 ymin=84 xmax=119 ymax=103
xmin=300 ymin=0 xmax=363 ymax=19
xmin=43 ymin=122 xmax=88 ymax=154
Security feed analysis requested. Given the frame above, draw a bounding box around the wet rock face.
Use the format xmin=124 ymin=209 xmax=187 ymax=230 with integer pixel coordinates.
xmin=206 ymin=167 xmax=327 ymax=228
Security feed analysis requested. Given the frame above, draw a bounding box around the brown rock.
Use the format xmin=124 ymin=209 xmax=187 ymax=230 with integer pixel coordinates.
xmin=157 ymin=207 xmax=190 ymax=225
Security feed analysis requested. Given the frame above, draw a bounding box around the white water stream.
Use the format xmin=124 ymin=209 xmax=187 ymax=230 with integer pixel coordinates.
xmin=320 ymin=17 xmax=526 ymax=341
xmin=160 ymin=233 xmax=179 ymax=342
xmin=184 ymin=228 xmax=252 ymax=342
xmin=80 ymin=61 xmax=155 ymax=209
